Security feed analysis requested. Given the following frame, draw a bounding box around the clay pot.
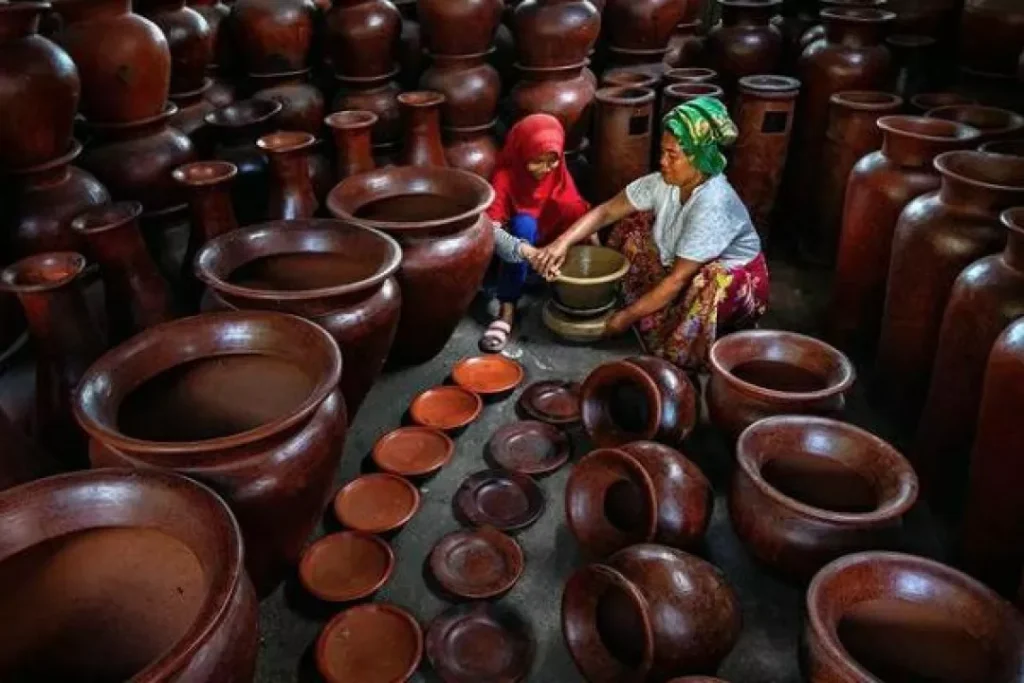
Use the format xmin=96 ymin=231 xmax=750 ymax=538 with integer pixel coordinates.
xmin=410 ymin=385 xmax=482 ymax=432
xmin=452 ymin=354 xmax=524 ymax=400
xmin=419 ymin=52 xmax=500 ymax=129
xmin=664 ymin=20 xmax=705 ymax=67
xmin=828 ymin=116 xmax=980 ymax=353
xmin=705 ymin=0 xmax=784 ymax=103
xmin=325 ymin=0 xmax=401 ymax=79
xmin=510 ymin=62 xmax=596 ymax=152
xmin=169 ymin=79 xmax=217 ymax=144
xmin=429 ymin=527 xmax=525 ymax=599
xmin=664 ymin=67 xmax=719 ymax=84
xmin=581 ymin=355 xmax=699 ymax=448
xmin=316 ymin=604 xmax=423 ymax=683
xmin=398 ymin=90 xmax=448 ymax=167
xmin=188 ymin=0 xmax=233 ymax=73
xmin=0 ymin=468 xmax=259 ymax=682
xmin=136 ymin=0 xmax=215 ymax=94
xmin=172 ymin=160 xmax=239 ymax=303
xmin=874 ymin=151 xmax=1024 ymax=424
xmin=804 ymin=551 xmax=1024 ymax=683
xmin=707 ymin=330 xmax=856 ymax=440
xmin=799 ymin=0 xmax=887 ymax=49
xmin=661 ymin=82 xmax=726 ymax=120
xmin=195 ymin=218 xmax=402 ymax=417
xmin=230 ymin=0 xmax=314 ymax=73
xmin=551 ymin=245 xmax=628 ymax=309
xmin=416 ymin=0 xmax=502 ymax=56
xmin=731 ymin=415 xmax=917 ymax=581
xmin=250 ymin=69 xmax=325 ymax=134
xmin=925 ymin=105 xmax=1024 ymax=144
xmin=332 ymin=71 xmax=402 ymax=147
xmin=603 ymin=0 xmax=688 ymax=51
xmin=907 ymin=91 xmax=974 ymax=115
xmin=601 ymin=68 xmax=661 ymax=89
xmin=512 ymin=0 xmax=602 ymax=68
xmin=0 ymin=2 xmax=80 ymax=171
xmin=444 ymin=123 xmax=498 ymax=178
xmin=592 ymin=86 xmax=655 ymax=203
xmin=562 ymin=544 xmax=742 ymax=681
xmin=325 ymin=110 xmax=377 ymax=180
xmin=257 ymin=130 xmax=319 ymax=219
xmin=959 ymin=0 xmax=1024 ymax=77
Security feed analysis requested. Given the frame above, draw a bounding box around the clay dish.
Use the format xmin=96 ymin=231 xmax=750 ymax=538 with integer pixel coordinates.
xmin=316 ymin=603 xmax=424 ymax=683
xmin=333 ymin=473 xmax=421 ymax=533
xmin=372 ymin=426 xmax=454 ymax=478
xmin=487 ymin=420 xmax=570 ymax=476
xmin=454 ymin=469 xmax=545 ymax=531
xmin=299 ymin=531 xmax=395 ymax=602
xmin=516 ymin=380 xmax=582 ymax=426
xmin=425 ymin=603 xmax=534 ymax=682
xmin=553 ymin=245 xmax=630 ymax=311
xmin=428 ymin=527 xmax=525 ymax=599
xmin=410 ymin=385 xmax=483 ymax=433
xmin=452 ymin=355 xmax=525 ymax=400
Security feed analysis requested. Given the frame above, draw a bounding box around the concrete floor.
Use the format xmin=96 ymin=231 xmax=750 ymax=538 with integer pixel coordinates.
xmin=255 ymin=255 xmax=945 ymax=683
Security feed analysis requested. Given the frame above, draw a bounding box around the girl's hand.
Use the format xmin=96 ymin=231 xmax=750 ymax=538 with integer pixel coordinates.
xmin=520 ymin=243 xmax=542 ymax=271
xmin=535 ymin=242 xmax=568 ymax=280
xmin=604 ymin=310 xmax=633 ymax=337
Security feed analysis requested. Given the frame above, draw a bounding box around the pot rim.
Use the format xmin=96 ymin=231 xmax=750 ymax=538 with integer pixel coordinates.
xmin=0 ymin=250 xmax=86 ymax=293
xmin=909 ymin=92 xmax=975 ymax=111
xmin=85 ymin=102 xmax=179 ymax=132
xmin=6 ymin=140 xmax=83 ymax=176
xmin=665 ymin=82 xmax=727 ymax=99
xmin=595 ymin=85 xmax=657 ymax=105
xmin=934 ymin=150 xmax=1024 ymax=192
xmin=581 ymin=359 xmax=666 ymax=444
xmin=410 ymin=385 xmax=484 ymax=432
xmin=372 ymin=425 xmax=454 ymax=477
xmin=298 ymin=530 xmax=396 ymax=602
xmin=204 ymin=98 xmax=283 ymax=129
xmin=738 ymin=74 xmax=801 ymax=95
xmin=316 ymin=603 xmax=424 ymax=683
xmin=333 ymin=472 xmax=422 ymax=533
xmin=70 ymin=200 xmax=144 ymax=235
xmin=829 ymin=90 xmax=904 ymax=111
xmin=555 ymin=245 xmax=630 ymax=285
xmin=876 ymin=115 xmax=981 ymax=143
xmin=428 ymin=526 xmax=525 ymax=599
xmin=925 ymin=105 xmax=1024 ymax=134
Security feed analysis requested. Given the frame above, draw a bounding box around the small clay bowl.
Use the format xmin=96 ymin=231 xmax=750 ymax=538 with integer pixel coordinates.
xmin=451 ymin=355 xmax=525 ymax=401
xmin=316 ymin=603 xmax=424 ymax=683
xmin=410 ymin=385 xmax=483 ymax=433
xmin=372 ymin=426 xmax=454 ymax=478
xmin=454 ymin=469 xmax=545 ymax=531
xmin=425 ymin=603 xmax=534 ymax=682
xmin=516 ymin=380 xmax=582 ymax=426
xmin=299 ymin=531 xmax=395 ymax=602
xmin=429 ymin=526 xmax=525 ymax=599
xmin=334 ymin=473 xmax=421 ymax=534
xmin=487 ymin=420 xmax=571 ymax=476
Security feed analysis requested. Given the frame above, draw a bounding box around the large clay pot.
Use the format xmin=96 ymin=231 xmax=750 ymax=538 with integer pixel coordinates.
xmin=444 ymin=123 xmax=498 ymax=178
xmin=581 ymin=355 xmax=699 ymax=448
xmin=73 ymin=310 xmax=349 ymax=597
xmin=419 ymin=52 xmax=500 ymax=129
xmin=805 ymin=552 xmax=1024 ymax=683
xmin=0 ymin=2 xmax=80 ymax=171
xmin=0 ymin=468 xmax=259 ymax=682
xmin=959 ymin=0 xmax=1024 ymax=77
xmin=924 ymin=105 xmax=1024 ymax=144
xmin=196 ymin=219 xmax=402 ymax=417
xmin=325 ymin=0 xmax=401 ymax=79
xmin=874 ymin=151 xmax=1024 ymax=424
xmin=188 ymin=0 xmax=233 ymax=73
xmin=332 ymin=72 xmax=402 ymax=147
xmin=510 ymin=62 xmax=596 ymax=152
xmin=662 ymin=81 xmax=726 ymax=119
xmin=705 ymin=0 xmax=784 ymax=103
xmin=828 ymin=116 xmax=980 ymax=353
xmin=511 ymin=0 xmax=602 ymax=68
xmin=731 ymin=415 xmax=918 ymax=581
xmin=603 ymin=0 xmax=688 ymax=51
xmin=664 ymin=19 xmax=705 ymax=67
xmin=257 ymin=131 xmax=319 ymax=219
xmin=326 ymin=166 xmax=495 ymax=366
xmin=136 ymin=0 xmax=215 ymax=94
xmin=325 ymin=110 xmax=377 ymax=180
xmin=230 ymin=0 xmax=314 ymax=73
xmin=707 ymin=330 xmax=856 ymax=440
xmin=398 ymin=90 xmax=447 ymax=167
xmin=562 ymin=544 xmax=742 ymax=681
xmin=250 ymin=69 xmax=325 ymax=134
xmin=397 ymin=11 xmax=424 ymax=89
xmin=592 ymin=86 xmax=655 ymax=202
xmin=416 ymin=0 xmax=502 ymax=56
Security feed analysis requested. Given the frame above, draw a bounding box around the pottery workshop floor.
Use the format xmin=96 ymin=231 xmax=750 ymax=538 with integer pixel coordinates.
xmin=257 ymin=255 xmax=946 ymax=683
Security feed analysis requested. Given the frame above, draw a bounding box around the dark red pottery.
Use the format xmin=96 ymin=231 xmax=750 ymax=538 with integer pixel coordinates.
xmin=169 ymin=79 xmax=217 ymax=143
xmin=487 ymin=420 xmax=570 ymax=475
xmin=372 ymin=425 xmax=453 ymax=477
xmin=410 ymin=384 xmax=482 ymax=432
xmin=444 ymin=123 xmax=499 ymax=178
xmin=664 ymin=20 xmax=705 ymax=68
xmin=333 ymin=472 xmax=420 ymax=533
xmin=397 ymin=13 xmax=423 ymax=88
xmin=907 ymin=91 xmax=974 ymax=115
xmin=798 ymin=0 xmax=887 ymax=49
xmin=925 ymin=104 xmax=1024 ymax=144
xmin=429 ymin=526 xmax=525 ymax=599
xmin=705 ymin=0 xmax=784 ymax=103
xmin=454 ymin=469 xmax=545 ymax=531
xmin=661 ymin=82 xmax=726 ymax=119
xmin=593 ymin=86 xmax=655 ymax=203
xmin=417 ymin=0 xmax=502 ymax=56
xmin=510 ymin=62 xmax=596 ymax=152
xmin=250 ymin=69 xmax=325 ymax=134
xmin=325 ymin=0 xmax=401 ymax=79
xmin=603 ymin=0 xmax=688 ymax=51
xmin=601 ymin=68 xmax=661 ymax=89
xmin=172 ymin=159 xmax=239 ymax=303
xmin=981 ymin=139 xmax=1024 ymax=158
xmin=452 ymin=355 xmax=524 ymax=400
xmin=959 ymin=0 xmax=1024 ymax=77
xmin=188 ymin=0 xmax=232 ymax=73
xmin=398 ymin=90 xmax=447 ymax=167
xmin=664 ymin=67 xmax=719 ymax=84
xmin=425 ymin=603 xmax=534 ymax=683
xmin=516 ymin=379 xmax=581 ymax=425
xmin=136 ymin=0 xmax=214 ymax=94
xmin=230 ymin=0 xmax=314 ymax=73
xmin=511 ymin=0 xmax=602 ymax=68
xmin=256 ymin=130 xmax=319 ymax=219
xmin=298 ymin=530 xmax=395 ymax=602
xmin=325 ymin=109 xmax=377 ymax=180
xmin=332 ymin=71 xmax=402 ymax=147
xmin=886 ymin=33 xmax=938 ymax=100
xmin=316 ymin=603 xmax=423 ymax=683
xmin=419 ymin=51 xmax=500 ymax=129
xmin=0 ymin=409 xmax=59 ymax=492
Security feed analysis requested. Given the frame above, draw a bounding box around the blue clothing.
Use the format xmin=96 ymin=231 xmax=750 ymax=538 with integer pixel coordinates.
xmin=496 ymin=214 xmax=538 ymax=303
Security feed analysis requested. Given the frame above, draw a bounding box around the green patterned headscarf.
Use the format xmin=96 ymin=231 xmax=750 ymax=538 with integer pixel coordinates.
xmin=662 ymin=96 xmax=738 ymax=176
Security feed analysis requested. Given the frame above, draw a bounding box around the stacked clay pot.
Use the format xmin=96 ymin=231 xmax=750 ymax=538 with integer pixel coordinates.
xmin=603 ymin=0 xmax=688 ymax=70
xmin=959 ymin=0 xmax=1024 ymax=79
xmin=593 ymin=86 xmax=656 ymax=202
xmin=705 ymin=0 xmax=784 ymax=107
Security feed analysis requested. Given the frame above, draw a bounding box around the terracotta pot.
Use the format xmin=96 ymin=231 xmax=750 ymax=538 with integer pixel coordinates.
xmin=332 ymin=71 xmax=402 ymax=147
xmin=828 ymin=116 xmax=980 ymax=353
xmin=601 ymin=68 xmax=661 ymax=89
xmin=661 ymin=81 xmax=726 ymax=119
xmin=74 ymin=310 xmax=348 ymax=597
xmin=316 ymin=604 xmax=424 ymax=683
xmin=250 ymin=69 xmax=325 ymax=134
xmin=907 ymin=90 xmax=974 ymax=115
xmin=886 ymin=33 xmax=938 ymax=100
xmin=136 ymin=0 xmax=215 ymax=94
xmin=581 ymin=355 xmax=699 ymax=447
xmin=257 ymin=130 xmax=319 ymax=219
xmin=798 ymin=0 xmax=887 ymax=49
xmin=206 ymin=72 xmax=237 ymax=108
xmin=196 ymin=218 xmax=401 ymax=417
xmin=417 ymin=0 xmax=502 ymax=56
xmin=419 ymin=51 xmax=500 ymax=129
xmin=603 ymin=0 xmax=688 ymax=51
xmin=512 ymin=0 xmax=602 ymax=68
xmin=562 ymin=544 xmax=742 ymax=681
xmin=333 ymin=472 xmax=421 ymax=533
xmin=664 ymin=66 xmax=719 ymax=84
xmin=804 ymin=551 xmax=1024 ymax=683
xmin=188 ymin=0 xmax=234 ymax=73
xmin=327 ymin=166 xmax=495 ymax=366
xmin=705 ymin=0 xmax=784 ymax=103
xmin=0 ymin=2 xmax=80 ymax=171
xmin=0 ymin=468 xmax=259 ymax=682
xmin=444 ymin=123 xmax=498 ymax=178
xmin=593 ymin=86 xmax=655 ymax=202
xmin=325 ymin=110 xmax=377 ymax=180
xmin=325 ymin=0 xmax=400 ymax=79
xmin=510 ymin=62 xmax=596 ymax=152
xmin=959 ymin=0 xmax=1024 ymax=77
xmin=664 ymin=19 xmax=705 ymax=67
xmin=398 ymin=90 xmax=448 ymax=167
xmin=230 ymin=0 xmax=314 ymax=73
xmin=731 ymin=415 xmax=917 ymax=581
xmin=707 ymin=329 xmax=856 ymax=440
xmin=875 ymin=151 xmax=1024 ymax=424
xmin=924 ymin=104 xmax=1024 ymax=144
xmin=169 ymin=79 xmax=217 ymax=146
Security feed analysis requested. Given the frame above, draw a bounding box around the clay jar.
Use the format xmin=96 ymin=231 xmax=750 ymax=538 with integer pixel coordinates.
xmin=562 ymin=544 xmax=742 ymax=681
xmin=510 ymin=62 xmax=596 ymax=152
xmin=444 ymin=124 xmax=499 ymax=179
xmin=257 ymin=131 xmax=320 ymax=219
xmin=195 ymin=218 xmax=402 ymax=418
xmin=603 ymin=0 xmax=688 ymax=51
xmin=398 ymin=90 xmax=447 ymax=167
xmin=731 ymin=416 xmax=918 ymax=581
xmin=325 ymin=0 xmax=401 ymax=79
xmin=511 ymin=0 xmax=602 ymax=68
xmin=581 ymin=355 xmax=699 ymax=448
xmin=419 ymin=52 xmax=500 ymax=129
xmin=874 ymin=151 xmax=1024 ymax=425
xmin=959 ymin=0 xmax=1024 ymax=77
xmin=417 ymin=0 xmax=502 ymax=56
xmin=188 ymin=0 xmax=232 ymax=73
xmin=250 ymin=69 xmax=325 ymax=134
xmin=665 ymin=20 xmax=704 ymax=68
xmin=592 ymin=86 xmax=655 ymax=203
xmin=135 ymin=0 xmax=215 ymax=94
xmin=230 ymin=0 xmax=314 ymax=73
xmin=925 ymin=105 xmax=1024 ymax=144
xmin=325 ymin=110 xmax=377 ymax=180
xmin=332 ymin=72 xmax=403 ymax=148
xmin=0 ymin=2 xmax=80 ymax=170
xmin=705 ymin=0 xmax=784 ymax=102
xmin=707 ymin=330 xmax=856 ymax=440
xmin=170 ymin=79 xmax=216 ymax=143
xmin=52 ymin=0 xmax=171 ymax=123
xmin=327 ymin=166 xmax=495 ymax=366
xmin=828 ymin=116 xmax=981 ymax=353
xmin=73 ymin=311 xmax=348 ymax=597
xmin=662 ymin=82 xmax=726 ymax=120
xmin=0 ymin=468 xmax=259 ymax=682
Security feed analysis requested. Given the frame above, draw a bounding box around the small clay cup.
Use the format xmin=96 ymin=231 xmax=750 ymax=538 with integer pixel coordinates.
xmin=451 ymin=354 xmax=525 ymax=401
xmin=333 ymin=473 xmax=421 ymax=534
xmin=428 ymin=526 xmax=525 ymax=599
xmin=372 ymin=426 xmax=454 ymax=478
xmin=410 ymin=385 xmax=483 ymax=433
xmin=487 ymin=420 xmax=571 ymax=476
xmin=316 ymin=603 xmax=424 ymax=683
xmin=299 ymin=531 xmax=395 ymax=602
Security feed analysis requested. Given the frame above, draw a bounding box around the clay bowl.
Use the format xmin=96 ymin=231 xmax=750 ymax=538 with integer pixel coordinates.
xmin=316 ymin=603 xmax=424 ymax=683
xmin=425 ymin=603 xmax=534 ymax=683
xmin=552 ymin=245 xmax=630 ymax=312
xmin=731 ymin=416 xmax=918 ymax=581
xmin=372 ymin=426 xmax=454 ymax=479
xmin=299 ymin=531 xmax=395 ymax=602
xmin=925 ymin=104 xmax=1024 ymax=142
xmin=451 ymin=354 xmax=525 ymax=402
xmin=333 ymin=473 xmax=421 ymax=534
xmin=410 ymin=385 xmax=483 ymax=434
xmin=428 ymin=526 xmax=525 ymax=599
xmin=805 ymin=552 xmax=1024 ymax=683
xmin=487 ymin=420 xmax=571 ymax=476
xmin=454 ymin=469 xmax=545 ymax=532
xmin=516 ymin=379 xmax=582 ymax=426
xmin=707 ymin=330 xmax=856 ymax=440
xmin=0 ymin=468 xmax=258 ymax=681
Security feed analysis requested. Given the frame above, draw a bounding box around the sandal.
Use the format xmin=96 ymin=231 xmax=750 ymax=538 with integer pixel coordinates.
xmin=479 ymin=320 xmax=512 ymax=353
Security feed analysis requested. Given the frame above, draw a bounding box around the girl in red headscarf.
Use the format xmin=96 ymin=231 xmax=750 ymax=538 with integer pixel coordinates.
xmin=479 ymin=113 xmax=590 ymax=352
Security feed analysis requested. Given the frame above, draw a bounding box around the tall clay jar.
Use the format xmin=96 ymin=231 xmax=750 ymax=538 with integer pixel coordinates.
xmin=398 ymin=91 xmax=448 ymax=167
xmin=705 ymin=0 xmax=784 ymax=105
xmin=188 ymin=0 xmax=233 ymax=74
xmin=325 ymin=110 xmax=377 ymax=180
xmin=664 ymin=19 xmax=705 ymax=68
xmin=510 ymin=62 xmax=596 ymax=153
xmin=257 ymin=131 xmax=320 ymax=219
xmin=603 ymin=0 xmax=688 ymax=51
xmin=593 ymin=86 xmax=655 ymax=203
xmin=511 ymin=0 xmax=602 ymax=68
xmin=325 ymin=0 xmax=401 ymax=79
xmin=135 ymin=0 xmax=215 ymax=94
xmin=230 ymin=0 xmax=314 ymax=73
xmin=416 ymin=0 xmax=502 ymax=56
xmin=250 ymin=69 xmax=326 ymax=134
xmin=874 ymin=151 xmax=1024 ymax=425
xmin=419 ymin=52 xmax=500 ymax=129
xmin=661 ymin=81 xmax=727 ymax=120
xmin=959 ymin=0 xmax=1024 ymax=77
xmin=828 ymin=116 xmax=981 ymax=353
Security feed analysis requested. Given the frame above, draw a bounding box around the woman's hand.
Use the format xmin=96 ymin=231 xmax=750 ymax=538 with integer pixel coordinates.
xmin=603 ymin=310 xmax=634 ymax=337
xmin=535 ymin=241 xmax=568 ymax=280
xmin=520 ymin=243 xmax=543 ymax=272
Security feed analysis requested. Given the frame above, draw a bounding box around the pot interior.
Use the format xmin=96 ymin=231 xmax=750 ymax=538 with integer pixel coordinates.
xmin=354 ymin=193 xmax=479 ymax=223
xmin=595 ymin=581 xmax=649 ymax=668
xmin=761 ymin=454 xmax=879 ymax=513
xmin=229 ymin=251 xmax=384 ymax=291
xmin=603 ymin=478 xmax=650 ymax=534
xmin=596 ymin=379 xmax=652 ymax=437
xmin=730 ymin=359 xmax=831 ymax=393
xmin=561 ymin=246 xmax=627 ymax=280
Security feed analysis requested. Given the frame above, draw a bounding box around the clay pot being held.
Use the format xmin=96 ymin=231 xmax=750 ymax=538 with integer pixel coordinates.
xmin=419 ymin=52 xmax=500 ymax=129
xmin=332 ymin=71 xmax=403 ymax=148
xmin=707 ymin=330 xmax=856 ymax=440
xmin=731 ymin=415 xmax=918 ymax=581
xmin=959 ymin=0 xmax=1024 ymax=77
xmin=925 ymin=105 xmax=1024 ymax=144
xmin=510 ymin=62 xmax=596 ymax=152
xmin=511 ymin=0 xmax=602 ymax=68
xmin=52 ymin=0 xmax=171 ymax=123
xmin=257 ymin=131 xmax=320 ymax=219
xmin=592 ymin=86 xmax=655 ymax=203
xmin=230 ymin=0 xmax=314 ymax=73
xmin=444 ymin=123 xmax=498 ymax=178
xmin=195 ymin=219 xmax=402 ymax=418
xmin=0 ymin=2 xmax=80 ymax=170
xmin=74 ymin=310 xmax=349 ymax=597
xmin=705 ymin=0 xmax=784 ymax=103
xmin=398 ymin=90 xmax=448 ymax=167
xmin=325 ymin=110 xmax=377 ymax=180
xmin=603 ymin=0 xmax=688 ymax=51
xmin=136 ymin=0 xmax=215 ymax=94
xmin=417 ymin=0 xmax=502 ymax=56
xmin=250 ymin=69 xmax=325 ymax=134
xmin=804 ymin=551 xmax=1024 ymax=683
xmin=325 ymin=0 xmax=401 ymax=79
xmin=664 ymin=20 xmax=705 ymax=68
xmin=563 ymin=544 xmax=742 ymax=681
xmin=0 ymin=468 xmax=259 ymax=682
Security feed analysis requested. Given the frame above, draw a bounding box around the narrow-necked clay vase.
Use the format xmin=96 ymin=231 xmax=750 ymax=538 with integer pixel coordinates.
xmin=256 ymin=130 xmax=319 ymax=219
xmin=135 ymin=0 xmax=215 ymax=94
xmin=230 ymin=0 xmax=314 ymax=73
xmin=417 ymin=0 xmax=502 ymax=56
xmin=510 ymin=62 xmax=596 ymax=152
xmin=419 ymin=52 xmax=500 ymax=129
xmin=925 ymin=104 xmax=1024 ymax=144
xmin=511 ymin=0 xmax=602 ymax=68
xmin=0 ymin=468 xmax=259 ymax=682
xmin=397 ymin=90 xmax=447 ymax=167
xmin=73 ymin=310 xmax=349 ymax=597
xmin=325 ymin=110 xmax=377 ymax=180
xmin=325 ymin=0 xmax=401 ymax=79
xmin=705 ymin=0 xmax=784 ymax=102
xmin=603 ymin=0 xmax=688 ymax=51
xmin=592 ymin=86 xmax=656 ymax=203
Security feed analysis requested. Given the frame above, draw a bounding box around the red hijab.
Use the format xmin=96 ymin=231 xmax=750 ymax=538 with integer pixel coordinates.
xmin=486 ymin=114 xmax=590 ymax=245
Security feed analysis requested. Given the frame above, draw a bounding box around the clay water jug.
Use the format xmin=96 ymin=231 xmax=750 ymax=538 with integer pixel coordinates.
xmin=325 ymin=0 xmax=401 ymax=79
xmin=172 ymin=160 xmax=238 ymax=306
xmin=398 ymin=91 xmax=448 ymax=167
xmin=417 ymin=0 xmax=502 ymax=56
xmin=593 ymin=86 xmax=656 ymax=202
xmin=705 ymin=0 xmax=784 ymax=103
xmin=511 ymin=0 xmax=602 ymax=68
xmin=135 ymin=0 xmax=215 ymax=94
xmin=325 ymin=110 xmax=377 ymax=180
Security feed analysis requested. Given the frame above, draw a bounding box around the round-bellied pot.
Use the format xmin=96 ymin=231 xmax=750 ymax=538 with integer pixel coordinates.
xmin=327 ymin=166 xmax=495 ymax=366
xmin=250 ymin=68 xmax=325 ymax=134
xmin=924 ymin=104 xmax=1024 ymax=144
xmin=562 ymin=544 xmax=742 ymax=682
xmin=325 ymin=0 xmax=401 ymax=79
xmin=0 ymin=468 xmax=259 ymax=682
xmin=135 ymin=0 xmax=215 ymax=94
xmin=511 ymin=0 xmax=602 ymax=68
xmin=603 ymin=0 xmax=688 ymax=51
xmin=665 ymin=20 xmax=704 ymax=68
xmin=959 ymin=0 xmax=1024 ymax=77
xmin=169 ymin=79 xmax=217 ymax=143
xmin=705 ymin=0 xmax=784 ymax=103
xmin=592 ymin=86 xmax=656 ymax=203
xmin=73 ymin=310 xmax=349 ymax=597
xmin=230 ymin=0 xmax=314 ymax=73
xmin=707 ymin=330 xmax=856 ymax=440
xmin=419 ymin=51 xmax=500 ymax=129
xmin=731 ymin=415 xmax=918 ymax=581
xmin=332 ymin=71 xmax=403 ymax=148
xmin=416 ymin=0 xmax=502 ymax=56
xmin=444 ymin=123 xmax=498 ymax=178
xmin=188 ymin=0 xmax=233 ymax=73
xmin=510 ymin=61 xmax=596 ymax=153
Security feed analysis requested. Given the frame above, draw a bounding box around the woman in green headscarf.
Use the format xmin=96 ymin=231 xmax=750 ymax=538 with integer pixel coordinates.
xmin=535 ymin=96 xmax=769 ymax=370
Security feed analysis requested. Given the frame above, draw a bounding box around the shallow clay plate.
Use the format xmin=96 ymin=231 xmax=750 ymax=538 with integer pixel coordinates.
xmin=299 ymin=531 xmax=394 ymax=602
xmin=373 ymin=426 xmax=454 ymax=478
xmin=410 ymin=385 xmax=483 ymax=433
xmin=316 ymin=603 xmax=423 ymax=683
xmin=334 ymin=473 xmax=421 ymax=533
xmin=487 ymin=421 xmax=570 ymax=476
xmin=516 ymin=380 xmax=582 ymax=426
xmin=452 ymin=355 xmax=525 ymax=399
xmin=429 ymin=527 xmax=524 ymax=599
xmin=454 ymin=470 xmax=545 ymax=531
xmin=426 ymin=603 xmax=534 ymax=683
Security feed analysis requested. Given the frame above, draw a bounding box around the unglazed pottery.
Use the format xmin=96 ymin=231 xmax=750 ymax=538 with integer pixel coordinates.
xmin=429 ymin=526 xmax=525 ymax=599
xmin=511 ymin=0 xmax=602 ymax=68
xmin=487 ymin=420 xmax=570 ymax=476
xmin=444 ymin=123 xmax=499 ymax=178
xmin=250 ymin=69 xmax=325 ymax=134
xmin=298 ymin=530 xmax=395 ymax=602
xmin=172 ymin=159 xmax=238 ymax=303
xmin=372 ymin=425 xmax=453 ymax=478
xmin=661 ymin=82 xmax=726 ymax=120
xmin=925 ymin=104 xmax=1024 ymax=144
xmin=451 ymin=354 xmax=524 ymax=399
xmin=333 ymin=472 xmax=420 ymax=533
xmin=516 ymin=379 xmax=581 ymax=425
xmin=553 ymin=244 xmax=630 ymax=311
xmin=425 ymin=603 xmax=534 ymax=683
xmin=603 ymin=0 xmax=688 ymax=51
xmin=325 ymin=0 xmax=401 ymax=79
xmin=419 ymin=52 xmax=500 ymax=129
xmin=510 ymin=62 xmax=596 ymax=152
xmin=416 ymin=0 xmax=502 ymax=56
xmin=316 ymin=603 xmax=423 ymax=683
xmin=135 ymin=0 xmax=214 ymax=94
xmin=332 ymin=71 xmax=403 ymax=147
xmin=398 ymin=90 xmax=448 ymax=167
xmin=256 ymin=130 xmax=319 ymax=219
xmin=705 ymin=0 xmax=784 ymax=102
xmin=410 ymin=385 xmax=482 ymax=432
xmin=664 ymin=20 xmax=704 ymax=68
xmin=230 ymin=0 xmax=314 ymax=73
xmin=593 ymin=86 xmax=655 ymax=203
xmin=454 ymin=469 xmax=545 ymax=531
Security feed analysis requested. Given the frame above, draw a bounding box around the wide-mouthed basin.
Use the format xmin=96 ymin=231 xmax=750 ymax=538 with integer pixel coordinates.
xmin=554 ymin=245 xmax=630 ymax=312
